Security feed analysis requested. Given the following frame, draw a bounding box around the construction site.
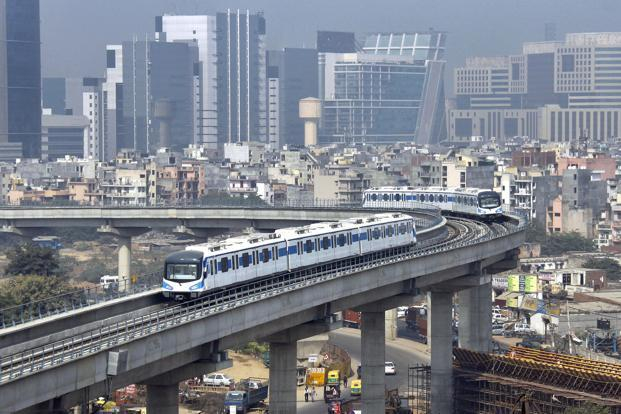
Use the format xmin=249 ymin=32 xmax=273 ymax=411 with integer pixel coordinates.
xmin=408 ymin=347 xmax=621 ymax=413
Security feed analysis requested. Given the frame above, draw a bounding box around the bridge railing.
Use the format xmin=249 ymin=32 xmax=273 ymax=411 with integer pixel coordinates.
xmin=0 ymin=273 xmax=161 ymax=330
xmin=0 ymin=218 xmax=526 ymax=385
xmin=0 ymin=197 xmax=441 ymax=212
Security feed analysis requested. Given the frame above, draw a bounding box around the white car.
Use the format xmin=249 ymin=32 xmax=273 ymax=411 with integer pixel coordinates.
xmin=397 ymin=307 xmax=408 ymax=318
xmin=384 ymin=362 xmax=396 ymax=375
xmin=203 ymin=373 xmax=232 ymax=386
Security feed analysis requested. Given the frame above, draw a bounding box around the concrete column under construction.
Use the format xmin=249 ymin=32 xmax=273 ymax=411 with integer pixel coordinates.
xmin=269 ymin=341 xmax=298 ymax=413
xmin=458 ymin=282 xmax=492 ymax=352
xmin=361 ymin=311 xmax=386 ymax=413
xmin=428 ymin=290 xmax=454 ymax=414
xmin=146 ymin=384 xmax=179 ymax=414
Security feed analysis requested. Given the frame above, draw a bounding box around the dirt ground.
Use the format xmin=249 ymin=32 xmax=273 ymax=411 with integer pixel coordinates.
xmin=220 ymin=351 xmax=269 ymax=381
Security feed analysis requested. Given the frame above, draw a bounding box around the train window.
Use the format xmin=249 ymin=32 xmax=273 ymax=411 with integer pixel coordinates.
xmin=395 ymin=194 xmax=401 ymax=201
xmin=262 ymin=248 xmax=270 ymax=263
xmin=429 ymin=194 xmax=435 ymax=202
xmin=420 ymin=194 xmax=426 ymax=202
xmin=338 ymin=234 xmax=346 ymax=247
xmin=367 ymin=229 xmax=372 ymax=241
xmin=305 ymin=239 xmax=313 ymax=253
xmin=438 ymin=195 xmax=444 ymax=203
xmin=371 ymin=193 xmax=378 ymax=201
xmin=273 ymin=246 xmax=278 ymax=260
xmin=399 ymin=223 xmax=407 ymax=234
xmin=220 ymin=257 xmax=229 ymax=273
xmin=456 ymin=196 xmax=461 ymax=204
xmin=373 ymin=228 xmax=381 ymax=240
xmin=322 ymin=237 xmax=330 ymax=250
xmin=347 ymin=233 xmax=352 ymax=245
xmin=210 ymin=260 xmax=215 ymax=275
xmin=252 ymin=251 xmax=257 ymax=265
xmin=383 ymin=194 xmax=389 ymax=201
xmin=298 ymin=241 xmax=303 ymax=255
xmin=386 ymin=226 xmax=394 ymax=237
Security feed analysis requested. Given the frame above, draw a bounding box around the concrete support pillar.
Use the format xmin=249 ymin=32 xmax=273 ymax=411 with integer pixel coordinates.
xmin=361 ymin=311 xmax=385 ymax=413
xmin=117 ymin=234 xmax=131 ymax=291
xmin=146 ymin=384 xmax=179 ymax=414
xmin=458 ymin=282 xmax=492 ymax=352
xmin=268 ymin=341 xmax=297 ymax=413
xmin=385 ymin=308 xmax=397 ymax=341
xmin=428 ymin=290 xmax=453 ymax=414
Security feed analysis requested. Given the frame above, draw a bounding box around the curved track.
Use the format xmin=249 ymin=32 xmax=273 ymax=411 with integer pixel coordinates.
xmin=0 ymin=216 xmax=524 ymax=384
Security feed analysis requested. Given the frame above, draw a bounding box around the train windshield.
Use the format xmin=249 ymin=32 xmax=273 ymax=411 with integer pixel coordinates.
xmin=165 ymin=264 xmax=200 ymax=281
xmin=478 ymin=192 xmax=501 ymax=209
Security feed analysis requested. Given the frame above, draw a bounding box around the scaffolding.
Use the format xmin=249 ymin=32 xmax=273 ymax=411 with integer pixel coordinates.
xmin=453 ymin=347 xmax=621 ymax=413
xmin=407 ymin=365 xmax=431 ymax=414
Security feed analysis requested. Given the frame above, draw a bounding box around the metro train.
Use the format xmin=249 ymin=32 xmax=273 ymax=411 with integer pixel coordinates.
xmin=162 ymin=213 xmax=417 ymax=300
xmin=363 ymin=186 xmax=503 ymax=219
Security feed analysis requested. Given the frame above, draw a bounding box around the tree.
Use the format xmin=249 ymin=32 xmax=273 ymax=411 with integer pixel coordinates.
xmin=541 ymin=232 xmax=596 ymax=256
xmin=583 ymin=257 xmax=621 ymax=281
xmin=0 ymin=275 xmax=70 ymax=309
xmin=565 ymin=403 xmax=610 ymax=414
xmin=5 ymin=244 xmax=61 ymax=277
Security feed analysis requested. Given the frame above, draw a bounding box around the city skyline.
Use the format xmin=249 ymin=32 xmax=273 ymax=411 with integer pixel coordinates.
xmin=41 ymin=0 xmax=621 ymax=96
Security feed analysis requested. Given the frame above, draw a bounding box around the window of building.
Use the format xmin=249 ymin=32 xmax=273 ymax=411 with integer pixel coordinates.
xmin=562 ymin=55 xmax=575 ymax=72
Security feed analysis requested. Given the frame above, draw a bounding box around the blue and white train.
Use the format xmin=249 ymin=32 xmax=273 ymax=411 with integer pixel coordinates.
xmin=363 ymin=186 xmax=503 ymax=219
xmin=162 ymin=213 xmax=416 ymax=300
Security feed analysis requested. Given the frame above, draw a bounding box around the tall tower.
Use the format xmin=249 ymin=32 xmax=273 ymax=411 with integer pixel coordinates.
xmin=299 ymin=97 xmax=321 ymax=147
xmin=2 ymin=0 xmax=41 ymax=159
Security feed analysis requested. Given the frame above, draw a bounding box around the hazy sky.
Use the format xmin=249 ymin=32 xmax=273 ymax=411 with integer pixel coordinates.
xmin=41 ymin=0 xmax=621 ymax=94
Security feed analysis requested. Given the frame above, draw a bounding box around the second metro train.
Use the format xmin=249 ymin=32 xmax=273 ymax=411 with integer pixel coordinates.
xmin=363 ymin=186 xmax=503 ymax=219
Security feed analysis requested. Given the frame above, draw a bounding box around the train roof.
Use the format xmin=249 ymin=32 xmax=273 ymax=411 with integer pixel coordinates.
xmin=365 ymin=186 xmax=495 ymax=195
xmin=186 ymin=213 xmax=413 ymax=256
xmin=187 ymin=232 xmax=285 ymax=256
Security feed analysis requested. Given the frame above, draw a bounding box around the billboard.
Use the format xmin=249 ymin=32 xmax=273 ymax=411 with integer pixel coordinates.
xmin=508 ymin=274 xmax=539 ymax=293
xmin=524 ymin=275 xmax=538 ymax=293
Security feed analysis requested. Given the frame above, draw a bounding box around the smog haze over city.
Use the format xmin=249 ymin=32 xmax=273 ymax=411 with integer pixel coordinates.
xmin=3 ymin=0 xmax=621 ymax=413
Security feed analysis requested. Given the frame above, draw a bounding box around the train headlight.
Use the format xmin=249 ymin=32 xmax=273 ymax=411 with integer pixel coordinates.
xmin=162 ymin=281 xmax=174 ymax=291
xmin=189 ymin=280 xmax=205 ymax=291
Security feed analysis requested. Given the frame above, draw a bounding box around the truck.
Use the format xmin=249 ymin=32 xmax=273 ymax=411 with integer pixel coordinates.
xmin=342 ymin=310 xmax=361 ymax=328
xmin=306 ymin=367 xmax=326 ymax=386
xmin=405 ymin=305 xmax=427 ymax=336
xmin=223 ymin=378 xmax=268 ymax=414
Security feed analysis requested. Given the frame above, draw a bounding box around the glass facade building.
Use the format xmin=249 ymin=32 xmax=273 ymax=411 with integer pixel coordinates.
xmin=320 ymin=53 xmax=444 ymax=145
xmin=2 ymin=0 xmax=41 ymax=159
xmin=122 ymin=41 xmax=197 ymax=153
xmin=215 ymin=10 xmax=267 ymax=145
xmin=363 ymin=32 xmax=446 ymax=61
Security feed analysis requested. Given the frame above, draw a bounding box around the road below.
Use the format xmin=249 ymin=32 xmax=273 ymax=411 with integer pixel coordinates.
xmin=297 ymin=327 xmax=429 ymax=414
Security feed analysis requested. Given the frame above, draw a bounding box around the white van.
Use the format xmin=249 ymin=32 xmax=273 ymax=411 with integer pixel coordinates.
xmin=100 ymin=275 xmax=119 ymax=289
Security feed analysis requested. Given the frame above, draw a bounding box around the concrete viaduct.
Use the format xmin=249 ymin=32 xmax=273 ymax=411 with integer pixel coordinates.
xmin=0 ymin=209 xmax=525 ymax=414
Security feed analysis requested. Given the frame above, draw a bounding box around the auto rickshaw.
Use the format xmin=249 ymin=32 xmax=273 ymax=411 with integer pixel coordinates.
xmin=350 ymin=379 xmax=362 ymax=396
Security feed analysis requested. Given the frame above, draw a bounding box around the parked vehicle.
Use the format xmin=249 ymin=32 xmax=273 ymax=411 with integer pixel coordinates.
xmin=350 ymin=379 xmax=362 ymax=396
xmin=385 ymin=362 xmax=396 ymax=375
xmin=513 ymin=323 xmax=535 ymax=336
xmin=491 ymin=323 xmax=505 ymax=336
xmin=343 ymin=309 xmax=361 ymax=329
xmin=327 ymin=370 xmax=340 ymax=385
xmin=224 ymin=378 xmax=268 ymax=413
xmin=203 ymin=373 xmax=232 ymax=387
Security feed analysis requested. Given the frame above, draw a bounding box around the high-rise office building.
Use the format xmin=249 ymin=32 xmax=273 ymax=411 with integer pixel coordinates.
xmin=156 ymin=10 xmax=267 ymax=149
xmin=267 ymin=48 xmax=318 ymax=148
xmin=319 ymin=32 xmax=447 ymax=145
xmin=0 ymin=0 xmax=41 ymax=159
xmin=266 ymin=63 xmax=280 ymax=149
xmin=451 ymin=32 xmax=621 ymax=143
xmin=103 ymin=45 xmax=123 ymax=161
xmin=42 ymin=78 xmax=67 ymax=115
xmin=121 ymin=40 xmax=198 ymax=153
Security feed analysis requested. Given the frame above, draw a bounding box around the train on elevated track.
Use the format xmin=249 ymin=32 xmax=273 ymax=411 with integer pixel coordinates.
xmin=163 ymin=213 xmax=416 ymax=300
xmin=363 ymin=186 xmax=503 ymax=220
